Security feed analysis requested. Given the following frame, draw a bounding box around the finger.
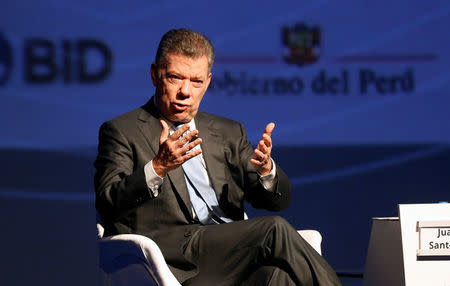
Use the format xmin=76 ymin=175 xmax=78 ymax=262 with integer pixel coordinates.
xmin=254 ymin=149 xmax=267 ymax=162
xmin=257 ymin=140 xmax=269 ymax=154
xmin=180 ymin=138 xmax=202 ymax=154
xmin=261 ymin=134 xmax=272 ymax=148
xmin=160 ymin=120 xmax=169 ymax=144
xmin=263 ymin=122 xmax=275 ymax=137
xmin=250 ymin=158 xmax=264 ymax=166
xmin=177 ymin=129 xmax=199 ymax=147
xmin=181 ymin=148 xmax=203 ymax=162
xmin=171 ymin=123 xmax=191 ymax=140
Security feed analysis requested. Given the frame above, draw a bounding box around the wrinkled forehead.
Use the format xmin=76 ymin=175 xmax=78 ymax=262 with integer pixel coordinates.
xmin=158 ymin=53 xmax=210 ymax=77
xmin=159 ymin=52 xmax=212 ymax=72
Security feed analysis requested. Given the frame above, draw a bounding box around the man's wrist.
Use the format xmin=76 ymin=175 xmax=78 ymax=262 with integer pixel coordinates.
xmin=152 ymin=158 xmax=167 ymax=178
xmin=258 ymin=160 xmax=273 ymax=176
xmin=258 ymin=158 xmax=277 ymax=191
xmin=257 ymin=158 xmax=274 ymax=177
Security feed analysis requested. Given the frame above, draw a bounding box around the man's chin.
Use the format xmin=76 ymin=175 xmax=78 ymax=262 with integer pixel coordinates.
xmin=167 ymin=113 xmax=194 ymax=124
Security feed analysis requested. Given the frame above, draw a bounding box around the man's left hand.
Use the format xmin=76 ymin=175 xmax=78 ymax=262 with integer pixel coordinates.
xmin=250 ymin=122 xmax=275 ymax=176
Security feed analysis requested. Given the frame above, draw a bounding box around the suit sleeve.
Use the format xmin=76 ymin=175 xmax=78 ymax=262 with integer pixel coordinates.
xmin=94 ymin=121 xmax=152 ymax=220
xmin=236 ymin=123 xmax=292 ymax=212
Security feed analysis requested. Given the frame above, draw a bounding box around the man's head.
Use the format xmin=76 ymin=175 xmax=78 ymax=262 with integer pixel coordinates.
xmin=151 ymin=28 xmax=214 ymax=123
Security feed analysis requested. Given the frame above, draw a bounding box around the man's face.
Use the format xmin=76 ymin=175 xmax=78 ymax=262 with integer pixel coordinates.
xmin=151 ymin=53 xmax=212 ymax=123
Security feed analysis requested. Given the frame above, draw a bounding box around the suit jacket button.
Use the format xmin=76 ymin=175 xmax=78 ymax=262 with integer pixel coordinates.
xmin=184 ymin=231 xmax=191 ymax=237
xmin=276 ymin=192 xmax=282 ymax=197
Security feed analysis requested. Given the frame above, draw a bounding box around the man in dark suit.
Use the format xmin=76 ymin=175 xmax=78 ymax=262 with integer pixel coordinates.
xmin=94 ymin=28 xmax=341 ymax=285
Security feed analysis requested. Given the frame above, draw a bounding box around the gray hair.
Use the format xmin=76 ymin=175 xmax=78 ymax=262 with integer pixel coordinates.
xmin=155 ymin=28 xmax=215 ymax=72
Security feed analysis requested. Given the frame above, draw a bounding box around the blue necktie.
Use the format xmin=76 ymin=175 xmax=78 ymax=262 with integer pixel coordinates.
xmin=177 ymin=125 xmax=232 ymax=224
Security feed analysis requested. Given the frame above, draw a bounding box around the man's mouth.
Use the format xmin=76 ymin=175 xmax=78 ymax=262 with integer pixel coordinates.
xmin=173 ymin=103 xmax=189 ymax=112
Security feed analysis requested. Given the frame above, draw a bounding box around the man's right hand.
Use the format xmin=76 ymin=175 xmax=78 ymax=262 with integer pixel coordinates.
xmin=152 ymin=120 xmax=203 ymax=177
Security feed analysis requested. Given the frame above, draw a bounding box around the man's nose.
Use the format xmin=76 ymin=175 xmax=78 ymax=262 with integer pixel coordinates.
xmin=179 ymin=79 xmax=191 ymax=97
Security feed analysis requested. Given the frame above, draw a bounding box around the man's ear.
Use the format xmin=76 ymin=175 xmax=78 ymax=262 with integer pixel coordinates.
xmin=150 ymin=63 xmax=158 ymax=86
xmin=205 ymin=72 xmax=212 ymax=89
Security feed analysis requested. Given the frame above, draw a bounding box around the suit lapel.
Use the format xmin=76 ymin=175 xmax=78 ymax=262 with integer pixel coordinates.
xmin=137 ymin=100 xmax=161 ymax=157
xmin=196 ymin=113 xmax=227 ymax=199
xmin=137 ymin=99 xmax=194 ymax=218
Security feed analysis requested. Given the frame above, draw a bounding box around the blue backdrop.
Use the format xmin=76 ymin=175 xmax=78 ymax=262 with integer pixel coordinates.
xmin=1 ymin=1 xmax=449 ymax=284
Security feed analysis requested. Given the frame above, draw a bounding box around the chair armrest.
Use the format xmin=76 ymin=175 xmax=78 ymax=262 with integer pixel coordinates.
xmin=297 ymin=230 xmax=322 ymax=255
xmin=97 ymin=223 xmax=105 ymax=239
xmin=99 ymin=234 xmax=181 ymax=286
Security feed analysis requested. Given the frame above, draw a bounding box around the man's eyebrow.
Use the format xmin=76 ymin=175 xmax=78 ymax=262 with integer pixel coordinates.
xmin=191 ymin=76 xmax=203 ymax=81
xmin=166 ymin=71 xmax=183 ymax=77
xmin=166 ymin=69 xmax=180 ymax=75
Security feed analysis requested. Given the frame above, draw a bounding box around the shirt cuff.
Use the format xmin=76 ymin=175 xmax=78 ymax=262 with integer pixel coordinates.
xmin=258 ymin=158 xmax=277 ymax=192
xmin=144 ymin=160 xmax=164 ymax=197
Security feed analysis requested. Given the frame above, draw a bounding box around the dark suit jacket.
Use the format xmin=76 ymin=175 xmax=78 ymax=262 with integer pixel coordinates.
xmin=94 ymin=99 xmax=292 ymax=282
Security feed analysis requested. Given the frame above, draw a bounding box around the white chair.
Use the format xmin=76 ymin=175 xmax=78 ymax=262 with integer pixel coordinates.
xmin=97 ymin=216 xmax=323 ymax=286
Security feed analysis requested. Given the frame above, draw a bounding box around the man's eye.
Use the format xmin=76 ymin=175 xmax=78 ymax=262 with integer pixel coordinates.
xmin=168 ymin=75 xmax=180 ymax=80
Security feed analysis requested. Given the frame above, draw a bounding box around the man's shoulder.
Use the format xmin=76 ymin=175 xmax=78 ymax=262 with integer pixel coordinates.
xmin=97 ymin=103 xmax=156 ymax=141
xmin=103 ymin=103 xmax=151 ymax=128
xmin=109 ymin=106 xmax=144 ymax=122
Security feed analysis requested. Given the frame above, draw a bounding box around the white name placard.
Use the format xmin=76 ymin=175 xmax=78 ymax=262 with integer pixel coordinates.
xmin=417 ymin=220 xmax=450 ymax=257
